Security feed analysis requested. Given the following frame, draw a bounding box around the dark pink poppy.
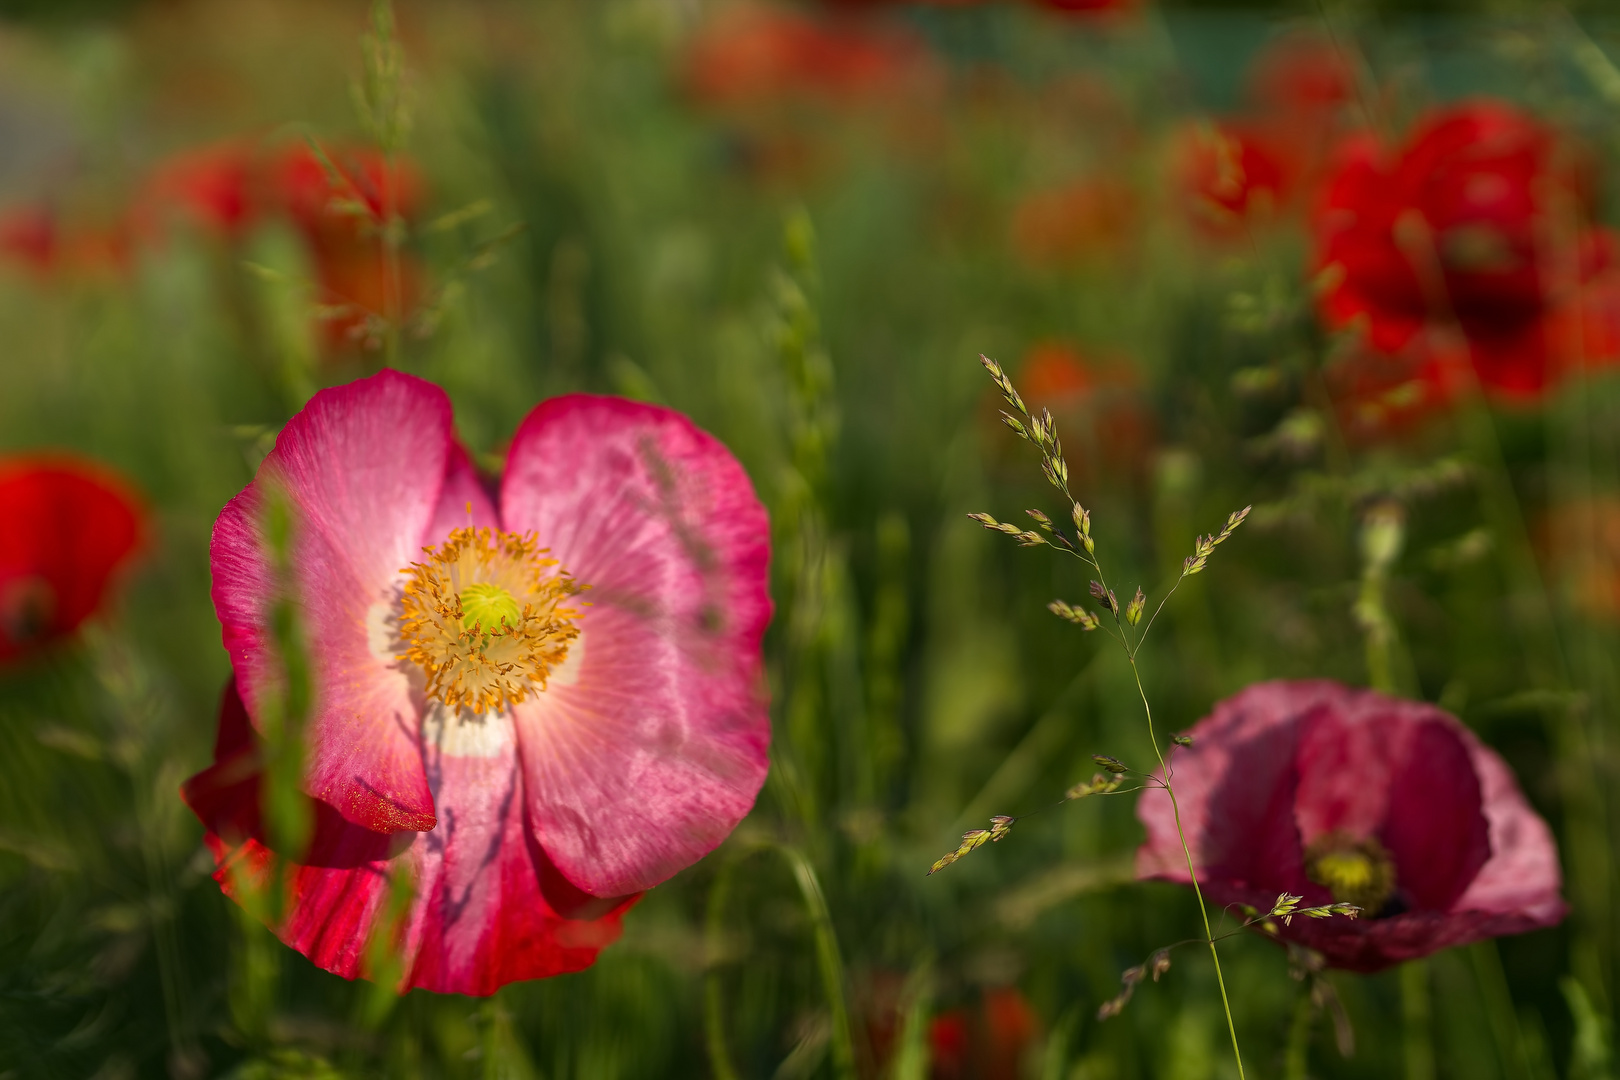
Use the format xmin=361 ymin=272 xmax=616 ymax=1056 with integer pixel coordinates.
xmin=0 ymin=456 xmax=144 ymax=663
xmin=187 ymin=370 xmax=772 ymax=993
xmin=1136 ymin=680 xmax=1565 ymax=972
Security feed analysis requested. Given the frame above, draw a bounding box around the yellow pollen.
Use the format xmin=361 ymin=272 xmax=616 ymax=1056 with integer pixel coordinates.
xmin=399 ymin=526 xmax=584 ymax=713
xmin=1305 ymin=831 xmax=1396 ymax=915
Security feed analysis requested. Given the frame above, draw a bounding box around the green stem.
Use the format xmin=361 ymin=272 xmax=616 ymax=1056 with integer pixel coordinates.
xmin=1129 ymin=658 xmax=1244 ymax=1080
xmin=1402 ymin=960 xmax=1436 ymax=1080
xmin=1284 ymin=989 xmax=1313 ymax=1080
xmin=704 ymin=861 xmax=741 ymax=1080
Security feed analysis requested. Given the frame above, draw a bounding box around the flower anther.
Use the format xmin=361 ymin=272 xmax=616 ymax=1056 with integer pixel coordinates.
xmin=400 ymin=525 xmax=584 ymax=713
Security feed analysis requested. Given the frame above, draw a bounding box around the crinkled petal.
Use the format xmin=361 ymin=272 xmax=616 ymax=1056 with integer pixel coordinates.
xmin=183 ymin=680 xmax=636 ymax=995
xmin=1451 ymin=732 xmax=1566 ymax=924
xmin=500 ymin=395 xmax=772 ymax=897
xmin=211 ymin=369 xmax=452 ymax=833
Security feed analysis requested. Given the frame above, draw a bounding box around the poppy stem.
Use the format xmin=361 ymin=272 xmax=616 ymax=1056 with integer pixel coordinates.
xmin=1128 ymin=656 xmax=1246 ymax=1080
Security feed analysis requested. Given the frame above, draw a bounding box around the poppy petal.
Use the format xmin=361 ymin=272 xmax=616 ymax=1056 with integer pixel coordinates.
xmin=183 ymin=680 xmax=636 ymax=996
xmin=499 ymin=394 xmax=772 ymax=897
xmin=211 ymin=369 xmax=452 ymax=833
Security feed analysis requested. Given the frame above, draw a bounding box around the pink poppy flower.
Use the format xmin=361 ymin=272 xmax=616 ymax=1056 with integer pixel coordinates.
xmin=1136 ymin=680 xmax=1565 ymax=972
xmin=184 ymin=370 xmax=773 ymax=994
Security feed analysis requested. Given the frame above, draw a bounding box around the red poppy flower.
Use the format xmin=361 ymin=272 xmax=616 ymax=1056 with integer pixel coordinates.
xmin=682 ymin=8 xmax=928 ymax=109
xmin=0 ymin=206 xmax=59 ymax=275
xmin=1137 ymin=680 xmax=1565 ymax=972
xmin=0 ymin=204 xmax=131 ymax=280
xmin=140 ymin=142 xmax=261 ymax=241
xmin=184 ymin=370 xmax=772 ymax=993
xmin=928 ymin=986 xmax=1039 ymax=1080
xmin=0 ymin=456 xmax=143 ymax=663
xmin=1010 ymin=178 xmax=1136 ymax=265
xmin=1004 ymin=341 xmax=1153 ymax=483
xmin=1322 ymin=328 xmax=1474 ymax=442
xmin=1173 ymin=122 xmax=1290 ymax=235
xmin=1538 ymin=496 xmax=1620 ymax=623
xmin=1029 ymin=0 xmax=1137 ymax=15
xmin=1313 ymin=102 xmax=1604 ymax=400
xmin=271 ymin=143 xmax=427 ymax=352
xmin=1245 ymin=32 xmax=1355 ymax=123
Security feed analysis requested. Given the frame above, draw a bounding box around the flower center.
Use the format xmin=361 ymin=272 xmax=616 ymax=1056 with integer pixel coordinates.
xmin=1304 ymin=831 xmax=1396 ymax=915
xmin=399 ymin=526 xmax=584 ymax=713
xmin=459 ymin=582 xmax=522 ymax=636
xmin=0 ymin=575 xmax=55 ymax=645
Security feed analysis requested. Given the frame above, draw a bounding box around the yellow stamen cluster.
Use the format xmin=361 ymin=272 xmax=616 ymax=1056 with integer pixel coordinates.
xmin=1305 ymin=831 xmax=1396 ymax=916
xmin=399 ymin=526 xmax=583 ymax=713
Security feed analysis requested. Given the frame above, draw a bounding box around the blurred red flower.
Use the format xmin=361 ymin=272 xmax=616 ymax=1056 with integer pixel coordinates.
xmin=1137 ymin=680 xmax=1566 ymax=972
xmin=0 ymin=456 xmax=143 ymax=663
xmin=1030 ymin=0 xmax=1137 ymax=15
xmin=1172 ymin=34 xmax=1354 ymax=239
xmin=1173 ymin=122 xmax=1289 ymax=235
xmin=271 ymin=143 xmax=426 ymax=352
xmin=0 ymin=207 xmax=59 ymax=275
xmin=683 ymin=7 xmax=928 ymax=109
xmin=1245 ymin=32 xmax=1355 ymax=125
xmin=1538 ymin=496 xmax=1620 ymax=623
xmin=0 ymin=203 xmax=132 ymax=280
xmin=139 ymin=142 xmax=261 ymax=241
xmin=1006 ymin=341 xmax=1153 ymax=484
xmin=1313 ymin=102 xmax=1608 ymax=400
xmin=928 ymin=986 xmax=1039 ymax=1080
xmin=1010 ymin=178 xmax=1136 ymax=265
xmin=1322 ymin=329 xmax=1474 ymax=442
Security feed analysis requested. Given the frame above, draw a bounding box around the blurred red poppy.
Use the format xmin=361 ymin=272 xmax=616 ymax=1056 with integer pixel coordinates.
xmin=1313 ymin=102 xmax=1606 ymax=400
xmin=0 ymin=204 xmax=132 ymax=280
xmin=1538 ymin=496 xmax=1620 ymax=623
xmin=0 ymin=207 xmax=59 ymax=275
xmin=139 ymin=142 xmax=261 ymax=241
xmin=1005 ymin=341 xmax=1153 ymax=483
xmin=1245 ymin=32 xmax=1355 ymax=123
xmin=928 ymin=986 xmax=1039 ymax=1080
xmin=1010 ymin=178 xmax=1136 ymax=265
xmin=1173 ymin=122 xmax=1289 ymax=235
xmin=0 ymin=456 xmax=143 ymax=663
xmin=271 ymin=143 xmax=426 ymax=352
xmin=1029 ymin=0 xmax=1137 ymax=15
xmin=682 ymin=7 xmax=928 ymax=109
xmin=1322 ymin=328 xmax=1473 ymax=442
xmin=1137 ymin=680 xmax=1566 ymax=972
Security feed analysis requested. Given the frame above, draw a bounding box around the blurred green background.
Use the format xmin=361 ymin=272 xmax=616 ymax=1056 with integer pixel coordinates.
xmin=2 ymin=0 xmax=1620 ymax=1077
